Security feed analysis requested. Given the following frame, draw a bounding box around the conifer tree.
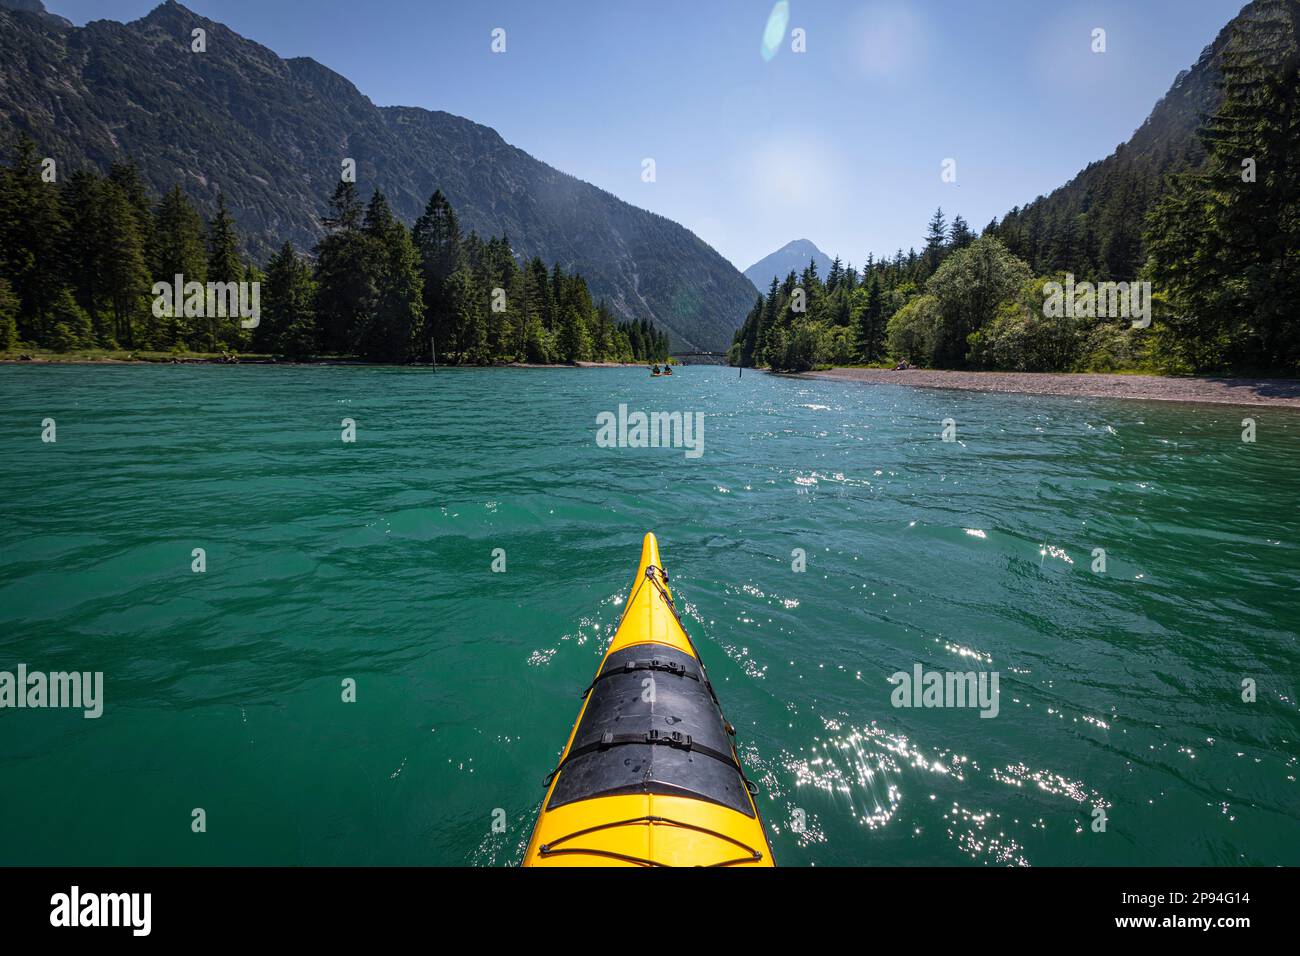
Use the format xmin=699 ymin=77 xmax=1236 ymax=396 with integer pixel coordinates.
xmin=0 ymin=136 xmax=67 ymax=341
xmin=443 ymin=267 xmax=479 ymax=362
xmin=154 ymin=186 xmax=207 ymax=284
xmin=855 ymin=273 xmax=886 ymax=362
xmin=826 ymin=256 xmax=844 ymax=291
xmin=99 ymin=179 xmax=151 ymax=349
xmin=950 ymin=215 xmax=975 ymax=249
xmin=0 ymin=277 xmax=17 ymax=350
xmin=60 ymin=169 xmax=107 ymax=342
xmin=517 ymin=258 xmax=548 ymax=362
xmin=360 ymin=191 xmax=423 ymax=362
xmin=205 ymin=193 xmax=243 ymax=350
xmin=924 ymin=207 xmax=948 ymax=273
xmin=313 ymin=181 xmax=375 ymax=355
xmin=108 ymin=162 xmax=152 ymax=239
xmin=412 ymin=189 xmax=462 ymax=361
xmin=152 ymin=186 xmax=207 ymax=347
xmin=260 ymin=242 xmax=317 ymax=358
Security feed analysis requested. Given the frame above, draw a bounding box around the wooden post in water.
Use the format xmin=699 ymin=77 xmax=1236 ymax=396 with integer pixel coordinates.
xmin=431 ymin=334 xmax=437 ymax=372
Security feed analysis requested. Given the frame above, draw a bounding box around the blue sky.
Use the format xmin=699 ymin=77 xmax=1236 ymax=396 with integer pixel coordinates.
xmin=48 ymin=0 xmax=1247 ymax=272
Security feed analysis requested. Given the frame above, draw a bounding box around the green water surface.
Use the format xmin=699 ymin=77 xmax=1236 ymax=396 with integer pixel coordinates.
xmin=0 ymin=365 xmax=1296 ymax=866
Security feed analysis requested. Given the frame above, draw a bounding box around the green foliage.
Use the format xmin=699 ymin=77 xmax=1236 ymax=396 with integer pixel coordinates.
xmin=411 ymin=188 xmax=461 ymax=359
xmin=852 ymin=274 xmax=887 ymax=363
xmin=0 ymin=277 xmax=18 ymax=350
xmin=1075 ymin=318 xmax=1151 ymax=373
xmin=98 ymin=177 xmax=151 ymax=350
xmin=205 ymin=195 xmax=243 ymax=347
xmin=258 ymin=242 xmax=316 ymax=359
xmin=732 ymin=211 xmax=1019 ymax=372
xmin=43 ymin=288 xmax=94 ymax=352
xmin=949 ymin=215 xmax=975 ymax=250
xmin=313 ymin=181 xmax=378 ymax=356
xmin=153 ymin=185 xmax=207 ymax=287
xmin=0 ymin=136 xmax=65 ymax=341
xmin=967 ymin=278 xmax=1083 ymax=372
xmin=619 ymin=317 xmax=669 ymax=363
xmin=60 ymin=169 xmax=109 ymax=345
xmin=824 ymin=325 xmax=857 ymax=366
xmin=763 ymin=321 xmax=824 ymax=372
xmin=923 ymin=236 xmax=1033 ymax=367
xmin=359 ymin=191 xmax=423 ymax=362
xmin=924 ymin=207 xmax=948 ymax=273
xmin=885 ymin=295 xmax=941 ymax=365
xmin=737 ymin=225 xmax=1038 ymax=373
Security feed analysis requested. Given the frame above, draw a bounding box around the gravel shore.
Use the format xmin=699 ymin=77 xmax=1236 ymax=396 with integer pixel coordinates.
xmin=802 ymin=367 xmax=1300 ymax=409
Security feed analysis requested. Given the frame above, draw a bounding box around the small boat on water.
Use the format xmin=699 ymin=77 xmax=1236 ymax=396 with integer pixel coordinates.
xmin=523 ymin=533 xmax=773 ymax=867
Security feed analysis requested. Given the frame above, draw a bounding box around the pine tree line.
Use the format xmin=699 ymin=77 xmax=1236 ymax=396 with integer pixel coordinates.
xmin=0 ymin=138 xmax=256 ymax=353
xmin=988 ymin=159 xmax=1167 ymax=282
xmin=0 ymin=140 xmax=670 ymax=364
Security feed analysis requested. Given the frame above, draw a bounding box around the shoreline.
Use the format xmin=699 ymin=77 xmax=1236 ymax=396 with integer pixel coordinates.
xmin=10 ymin=353 xmax=1295 ymax=408
xmin=0 ymin=353 xmax=652 ymax=369
xmin=800 ymin=367 xmax=1300 ymax=409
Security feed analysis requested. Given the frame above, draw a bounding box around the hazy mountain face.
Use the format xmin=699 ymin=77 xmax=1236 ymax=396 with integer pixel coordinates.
xmin=743 ymin=239 xmax=834 ymax=293
xmin=0 ymin=1 xmax=756 ymax=349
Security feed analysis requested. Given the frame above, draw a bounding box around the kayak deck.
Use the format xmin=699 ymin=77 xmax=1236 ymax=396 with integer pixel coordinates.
xmin=523 ymin=533 xmax=773 ymax=866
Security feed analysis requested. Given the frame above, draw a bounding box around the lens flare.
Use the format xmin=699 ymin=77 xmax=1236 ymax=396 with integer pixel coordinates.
xmin=761 ymin=1 xmax=790 ymax=62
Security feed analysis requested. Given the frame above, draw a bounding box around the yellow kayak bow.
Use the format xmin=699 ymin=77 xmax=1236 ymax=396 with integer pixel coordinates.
xmin=524 ymin=533 xmax=773 ymax=866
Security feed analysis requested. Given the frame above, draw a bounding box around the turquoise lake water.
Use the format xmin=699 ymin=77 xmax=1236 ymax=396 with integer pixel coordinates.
xmin=0 ymin=364 xmax=1296 ymax=865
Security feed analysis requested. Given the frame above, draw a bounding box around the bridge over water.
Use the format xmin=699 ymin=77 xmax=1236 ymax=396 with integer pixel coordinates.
xmin=670 ymin=351 xmax=730 ymax=366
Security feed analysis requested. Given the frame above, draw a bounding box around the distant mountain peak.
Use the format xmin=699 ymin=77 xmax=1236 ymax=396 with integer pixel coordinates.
xmin=139 ymin=0 xmax=200 ymax=22
xmin=744 ymin=239 xmax=834 ymax=292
